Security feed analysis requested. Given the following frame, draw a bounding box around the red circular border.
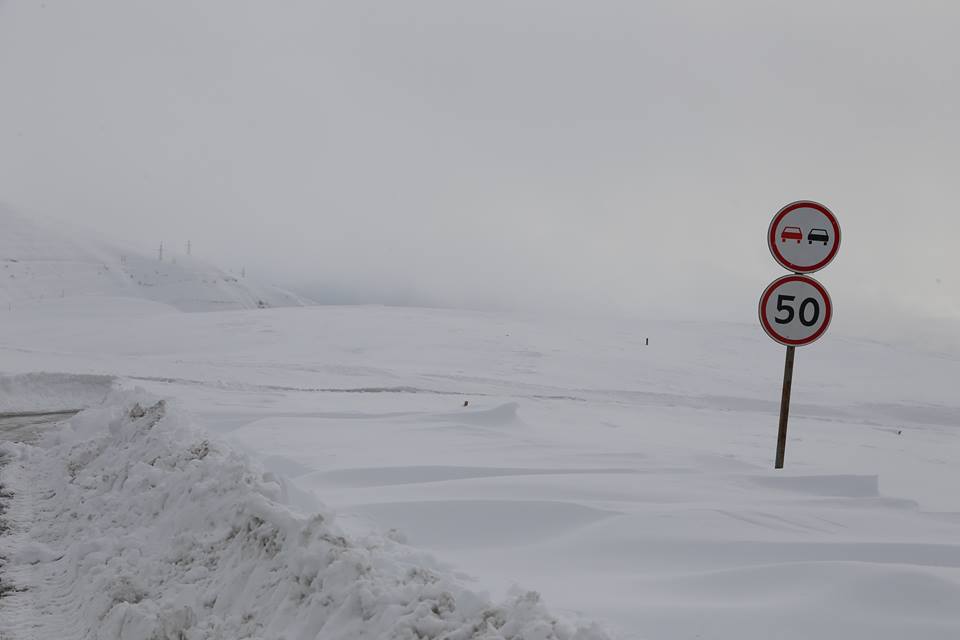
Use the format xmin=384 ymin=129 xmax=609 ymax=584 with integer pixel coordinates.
xmin=758 ymin=274 xmax=833 ymax=346
xmin=767 ymin=200 xmax=841 ymax=274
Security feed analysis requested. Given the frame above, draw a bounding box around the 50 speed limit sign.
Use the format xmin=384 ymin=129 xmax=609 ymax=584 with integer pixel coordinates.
xmin=759 ymin=274 xmax=833 ymax=346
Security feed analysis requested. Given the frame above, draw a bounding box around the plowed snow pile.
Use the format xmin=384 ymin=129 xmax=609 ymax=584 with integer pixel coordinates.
xmin=0 ymin=392 xmax=609 ymax=640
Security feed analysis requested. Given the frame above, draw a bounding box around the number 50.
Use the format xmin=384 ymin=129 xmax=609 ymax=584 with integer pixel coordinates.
xmin=775 ymin=295 xmax=820 ymax=327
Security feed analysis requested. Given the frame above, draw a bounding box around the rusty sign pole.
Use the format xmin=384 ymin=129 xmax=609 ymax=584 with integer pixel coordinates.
xmin=775 ymin=345 xmax=796 ymax=469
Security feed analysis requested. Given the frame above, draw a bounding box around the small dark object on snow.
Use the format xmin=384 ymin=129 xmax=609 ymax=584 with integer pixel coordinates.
xmin=897 ymin=430 xmax=902 ymax=435
xmin=463 ymin=401 xmax=469 ymax=407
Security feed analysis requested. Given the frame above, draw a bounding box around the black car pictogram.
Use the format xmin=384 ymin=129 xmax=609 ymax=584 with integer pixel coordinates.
xmin=807 ymin=228 xmax=829 ymax=245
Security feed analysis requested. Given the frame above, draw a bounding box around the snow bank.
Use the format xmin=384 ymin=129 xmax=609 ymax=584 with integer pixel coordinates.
xmin=0 ymin=391 xmax=612 ymax=640
xmin=0 ymin=372 xmax=114 ymax=414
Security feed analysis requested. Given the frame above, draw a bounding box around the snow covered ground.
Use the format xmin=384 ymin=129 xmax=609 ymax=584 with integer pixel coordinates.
xmin=1 ymin=296 xmax=959 ymax=639
xmin=0 ymin=393 xmax=606 ymax=639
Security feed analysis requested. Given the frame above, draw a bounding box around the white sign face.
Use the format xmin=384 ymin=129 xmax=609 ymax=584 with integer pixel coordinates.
xmin=768 ymin=201 xmax=841 ymax=274
xmin=759 ymin=274 xmax=833 ymax=346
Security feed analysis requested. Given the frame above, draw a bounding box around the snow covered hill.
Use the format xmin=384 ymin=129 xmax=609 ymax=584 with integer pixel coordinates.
xmin=0 ymin=208 xmax=310 ymax=312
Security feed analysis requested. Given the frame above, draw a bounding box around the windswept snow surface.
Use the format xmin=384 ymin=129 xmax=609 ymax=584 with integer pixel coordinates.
xmin=0 ymin=393 xmax=608 ymax=640
xmin=1 ymin=302 xmax=960 ymax=639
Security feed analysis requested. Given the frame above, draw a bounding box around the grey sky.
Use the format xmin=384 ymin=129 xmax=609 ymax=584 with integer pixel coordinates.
xmin=1 ymin=1 xmax=958 ymax=330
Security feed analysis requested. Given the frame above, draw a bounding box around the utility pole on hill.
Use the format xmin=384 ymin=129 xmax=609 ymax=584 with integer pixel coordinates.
xmin=159 ymin=242 xmax=164 ymax=262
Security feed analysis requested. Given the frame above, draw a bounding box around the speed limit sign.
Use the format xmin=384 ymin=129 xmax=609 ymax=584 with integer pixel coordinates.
xmin=759 ymin=275 xmax=833 ymax=347
xmin=762 ymin=200 xmax=839 ymax=470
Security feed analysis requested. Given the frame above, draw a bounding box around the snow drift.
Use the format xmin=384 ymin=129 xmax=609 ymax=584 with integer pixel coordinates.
xmin=0 ymin=392 xmax=611 ymax=639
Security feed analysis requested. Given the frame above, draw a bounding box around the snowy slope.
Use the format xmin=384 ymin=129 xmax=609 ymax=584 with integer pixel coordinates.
xmin=0 ymin=208 xmax=309 ymax=311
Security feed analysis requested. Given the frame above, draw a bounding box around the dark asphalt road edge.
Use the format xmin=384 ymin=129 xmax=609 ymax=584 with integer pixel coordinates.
xmin=0 ymin=450 xmax=24 ymax=600
xmin=0 ymin=409 xmax=80 ymax=420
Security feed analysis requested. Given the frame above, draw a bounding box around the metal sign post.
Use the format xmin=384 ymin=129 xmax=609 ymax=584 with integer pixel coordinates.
xmin=761 ymin=201 xmax=841 ymax=469
xmin=775 ymin=346 xmax=795 ymax=469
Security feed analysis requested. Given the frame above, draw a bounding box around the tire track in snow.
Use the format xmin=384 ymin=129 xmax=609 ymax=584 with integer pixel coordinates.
xmin=0 ymin=412 xmax=77 ymax=640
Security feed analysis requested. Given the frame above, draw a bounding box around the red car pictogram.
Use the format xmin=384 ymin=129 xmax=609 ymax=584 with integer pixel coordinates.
xmin=780 ymin=226 xmax=803 ymax=243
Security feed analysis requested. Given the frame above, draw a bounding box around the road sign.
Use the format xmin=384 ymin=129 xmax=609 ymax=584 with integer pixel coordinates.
xmin=762 ymin=201 xmax=839 ymax=469
xmin=767 ymin=200 xmax=841 ymax=274
xmin=759 ymin=274 xmax=833 ymax=347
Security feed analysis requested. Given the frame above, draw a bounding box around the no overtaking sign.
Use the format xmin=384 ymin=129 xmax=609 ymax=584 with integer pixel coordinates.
xmin=767 ymin=200 xmax=841 ymax=274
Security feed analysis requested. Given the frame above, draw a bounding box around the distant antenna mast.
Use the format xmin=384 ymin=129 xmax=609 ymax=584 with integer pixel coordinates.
xmin=159 ymin=241 xmax=164 ymax=262
xmin=187 ymin=240 xmax=192 ymax=256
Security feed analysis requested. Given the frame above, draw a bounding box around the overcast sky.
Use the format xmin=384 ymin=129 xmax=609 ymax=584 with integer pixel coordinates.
xmin=1 ymin=1 xmax=958 ymax=331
